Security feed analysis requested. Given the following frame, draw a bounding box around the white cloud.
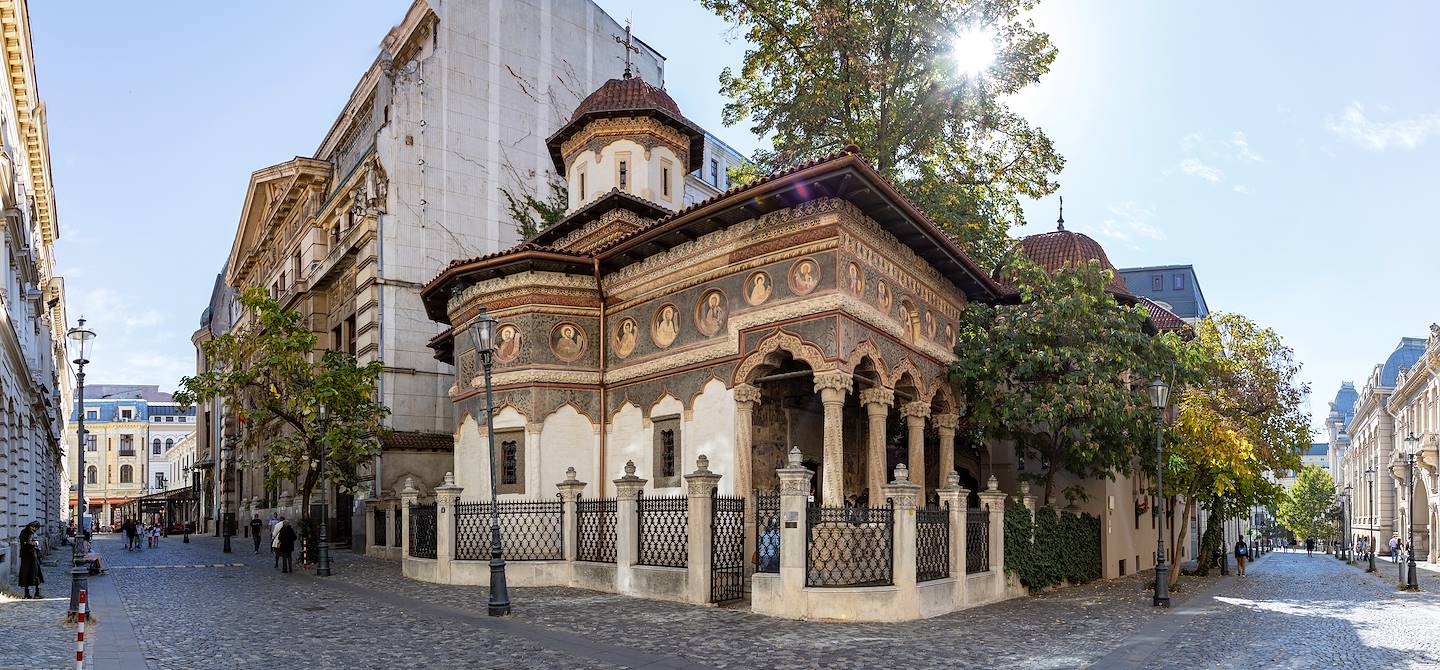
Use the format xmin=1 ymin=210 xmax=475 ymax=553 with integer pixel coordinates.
xmin=1232 ymin=184 xmax=1251 ymax=194
xmin=1225 ymin=131 xmax=1263 ymax=162
xmin=1081 ymin=201 xmax=1165 ymax=250
xmin=1324 ymin=102 xmax=1440 ymax=151
xmin=1180 ymin=158 xmax=1224 ymax=183
xmin=66 ymin=287 xmax=187 ymax=389
xmin=1180 ymin=131 xmax=1262 ymax=163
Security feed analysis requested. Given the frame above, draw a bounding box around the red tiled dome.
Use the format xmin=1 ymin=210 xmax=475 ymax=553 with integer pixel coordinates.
xmin=571 ymin=76 xmax=684 ymax=121
xmin=1017 ymin=228 xmax=1131 ymax=295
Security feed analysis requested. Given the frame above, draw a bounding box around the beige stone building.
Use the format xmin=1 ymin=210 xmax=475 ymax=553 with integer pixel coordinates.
xmin=0 ymin=0 xmax=69 ymax=581
xmin=207 ymin=0 xmax=685 ymax=546
xmin=1343 ymin=336 xmax=1428 ymax=556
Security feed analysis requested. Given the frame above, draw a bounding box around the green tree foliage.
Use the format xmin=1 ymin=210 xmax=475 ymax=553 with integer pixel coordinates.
xmin=1004 ymin=499 xmax=1101 ymax=590
xmin=701 ymin=0 xmax=1064 ymax=264
xmin=174 ymin=288 xmax=389 ymax=521
xmin=1278 ymin=466 xmax=1338 ymax=541
xmin=949 ymin=259 xmax=1175 ymax=504
xmin=1160 ymin=313 xmax=1309 ymax=585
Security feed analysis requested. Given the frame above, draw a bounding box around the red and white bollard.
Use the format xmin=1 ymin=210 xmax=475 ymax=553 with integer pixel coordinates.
xmin=75 ymin=589 xmax=87 ymax=670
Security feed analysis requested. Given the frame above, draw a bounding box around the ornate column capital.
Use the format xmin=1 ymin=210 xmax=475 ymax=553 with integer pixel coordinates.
xmin=932 ymin=413 xmax=959 ymax=432
xmin=812 ymin=370 xmax=854 ymax=399
xmin=859 ymin=387 xmax=895 ymax=411
xmin=732 ymin=383 xmax=763 ymax=406
xmin=685 ymin=454 xmax=723 ymax=497
xmin=556 ymin=466 xmax=587 ymax=501
xmin=882 ymin=463 xmax=921 ymax=510
xmin=613 ymin=460 xmax=648 ymax=500
xmin=902 ymin=400 xmax=930 ymax=420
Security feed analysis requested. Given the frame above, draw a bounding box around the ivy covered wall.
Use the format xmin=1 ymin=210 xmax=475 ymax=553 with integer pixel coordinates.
xmin=1004 ymin=498 xmax=1102 ymax=590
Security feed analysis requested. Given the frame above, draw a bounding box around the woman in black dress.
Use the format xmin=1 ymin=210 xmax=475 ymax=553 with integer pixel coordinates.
xmin=18 ymin=521 xmax=43 ymax=599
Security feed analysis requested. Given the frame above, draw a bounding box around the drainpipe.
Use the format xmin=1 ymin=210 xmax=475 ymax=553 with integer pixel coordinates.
xmin=594 ymin=256 xmax=607 ymax=497
xmin=374 ymin=210 xmax=385 ymax=508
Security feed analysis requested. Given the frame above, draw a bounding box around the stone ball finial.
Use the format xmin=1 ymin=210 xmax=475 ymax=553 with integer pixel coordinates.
xmin=565 ymin=466 xmax=578 ymax=482
xmin=624 ymin=460 xmax=637 ymax=477
xmin=987 ymin=475 xmax=999 ymax=491
xmin=788 ymin=446 xmax=802 ymax=467
xmin=695 ymin=454 xmax=710 ymax=473
xmin=946 ymin=470 xmax=961 ymax=487
xmin=443 ymin=471 xmax=456 ymax=487
xmin=893 ymin=463 xmax=910 ymax=483
xmin=401 ymin=476 xmax=418 ymax=494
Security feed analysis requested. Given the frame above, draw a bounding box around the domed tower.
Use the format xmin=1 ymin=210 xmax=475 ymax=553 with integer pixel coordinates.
xmin=1016 ymin=222 xmax=1133 ymax=296
xmin=545 ymin=73 xmax=705 ymax=214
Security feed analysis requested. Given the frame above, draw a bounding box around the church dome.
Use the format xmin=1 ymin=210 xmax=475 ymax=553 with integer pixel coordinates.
xmin=1017 ymin=227 xmax=1131 ymax=295
xmin=570 ymin=76 xmax=685 ymax=122
xmin=546 ymin=75 xmax=705 ymax=176
xmin=1380 ymin=338 xmax=1426 ymax=387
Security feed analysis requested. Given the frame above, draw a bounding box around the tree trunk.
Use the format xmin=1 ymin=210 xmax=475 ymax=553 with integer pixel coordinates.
xmin=1169 ymin=496 xmax=1195 ymax=588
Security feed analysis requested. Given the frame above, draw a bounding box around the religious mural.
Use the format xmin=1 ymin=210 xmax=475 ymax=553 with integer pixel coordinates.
xmin=495 ymin=324 xmax=522 ymax=363
xmin=745 ymin=271 xmax=773 ymax=306
xmin=613 ymin=317 xmax=639 ymax=358
xmin=789 ymin=257 xmax=820 ymax=295
xmin=653 ymin=303 xmax=681 ymax=348
xmin=550 ymin=323 xmax=587 ymax=361
xmin=846 ymin=261 xmax=864 ymax=295
xmin=877 ymin=280 xmax=892 ymax=313
xmin=696 ymin=289 xmax=728 ymax=336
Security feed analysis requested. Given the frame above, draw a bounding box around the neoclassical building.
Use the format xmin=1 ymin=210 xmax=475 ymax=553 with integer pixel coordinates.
xmin=418 ymin=72 xmax=1190 ymax=593
xmin=1344 ymin=336 xmax=1429 ymax=557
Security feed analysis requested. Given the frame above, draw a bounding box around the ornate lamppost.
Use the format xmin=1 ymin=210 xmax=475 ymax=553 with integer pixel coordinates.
xmin=1148 ymin=378 xmax=1170 ymax=608
xmin=1403 ymin=432 xmax=1421 ymax=591
xmin=1366 ymin=466 xmax=1377 ymax=572
xmin=182 ymin=465 xmax=193 ymax=543
xmin=65 ymin=319 xmax=96 ymax=623
xmin=1339 ymin=486 xmax=1352 ymax=561
xmin=314 ymin=403 xmax=333 ymax=577
xmin=221 ymin=416 xmax=237 ymax=554
xmin=469 ymin=308 xmax=510 ymax=616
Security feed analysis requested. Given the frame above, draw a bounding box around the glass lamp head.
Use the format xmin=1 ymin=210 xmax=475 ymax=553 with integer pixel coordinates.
xmin=1147 ymin=378 xmax=1169 ymax=410
xmin=1365 ymin=466 xmax=1375 ymax=483
xmin=1404 ymin=432 xmax=1421 ymax=456
xmin=469 ymin=309 xmax=498 ymax=355
xmin=66 ymin=317 xmax=97 ymax=362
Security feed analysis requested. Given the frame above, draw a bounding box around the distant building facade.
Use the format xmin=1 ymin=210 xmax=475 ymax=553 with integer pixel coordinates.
xmin=1343 ymin=336 xmax=1428 ymax=557
xmin=0 ymin=0 xmax=69 ymax=584
xmin=66 ymin=385 xmax=193 ymax=527
xmin=1117 ymin=265 xmax=1209 ymax=324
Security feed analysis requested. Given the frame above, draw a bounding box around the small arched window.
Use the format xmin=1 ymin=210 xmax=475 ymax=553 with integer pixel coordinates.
xmin=152 ymin=438 xmax=162 ymax=455
xmin=165 ymin=438 xmax=174 ymax=451
xmin=120 ymin=465 xmax=133 ymax=484
xmin=86 ymin=466 xmax=97 ymax=485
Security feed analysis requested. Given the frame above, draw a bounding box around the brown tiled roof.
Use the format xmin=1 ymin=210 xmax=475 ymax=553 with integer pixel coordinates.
xmin=571 ymin=76 xmax=684 ymax=121
xmin=1017 ymin=228 xmax=1132 ymax=295
xmin=381 ymin=431 xmax=452 ymax=452
xmin=1137 ymin=296 xmax=1192 ymax=334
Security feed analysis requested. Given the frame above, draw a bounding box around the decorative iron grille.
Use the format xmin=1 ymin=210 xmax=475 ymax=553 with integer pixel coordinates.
xmin=966 ymin=508 xmax=989 ymax=574
xmin=576 ymin=496 xmax=617 ymax=563
xmin=754 ymin=490 xmax=781 ymax=574
xmin=806 ymin=502 xmax=894 ymax=587
xmin=408 ymin=502 xmax=437 ymax=559
xmin=916 ymin=504 xmax=950 ymax=582
xmin=454 ymin=497 xmax=564 ymax=561
xmin=711 ymin=492 xmax=745 ymax=603
xmin=394 ymin=505 xmax=403 ymax=549
xmin=637 ymin=492 xmax=688 ymax=568
xmin=373 ymin=508 xmax=387 ymax=547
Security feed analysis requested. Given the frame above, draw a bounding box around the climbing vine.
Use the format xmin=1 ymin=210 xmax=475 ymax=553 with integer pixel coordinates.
xmin=1004 ymin=498 xmax=1101 ymax=590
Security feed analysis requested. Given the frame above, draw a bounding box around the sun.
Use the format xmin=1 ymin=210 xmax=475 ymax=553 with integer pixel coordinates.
xmin=951 ymin=27 xmax=998 ymax=76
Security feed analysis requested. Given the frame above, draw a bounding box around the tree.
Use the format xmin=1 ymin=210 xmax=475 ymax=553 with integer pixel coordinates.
xmin=701 ymin=0 xmax=1064 ymax=264
xmin=500 ymin=169 xmax=568 ymax=239
xmin=1160 ymin=313 xmax=1310 ymax=585
xmin=174 ymin=288 xmax=389 ymax=526
xmin=949 ymin=259 xmax=1175 ymax=505
xmin=1278 ymin=466 xmax=1338 ymax=542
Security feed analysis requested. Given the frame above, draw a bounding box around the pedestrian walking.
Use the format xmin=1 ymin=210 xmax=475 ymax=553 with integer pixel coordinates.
xmin=150 ymin=522 xmax=161 ymax=548
xmin=122 ymin=518 xmax=138 ymax=551
xmin=1305 ymin=537 xmax=1314 ymax=556
xmin=272 ymin=515 xmax=286 ymax=568
xmin=1389 ymin=534 xmax=1400 ymax=559
xmin=1234 ymin=537 xmax=1249 ymax=576
xmin=18 ymin=521 xmax=44 ymax=599
xmin=277 ymin=518 xmax=297 ymax=573
xmin=249 ymin=514 xmax=264 ymax=554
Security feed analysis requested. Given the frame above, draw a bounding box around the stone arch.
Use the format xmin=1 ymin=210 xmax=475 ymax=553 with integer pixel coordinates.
xmin=929 ymin=378 xmax=957 ymax=414
xmin=608 ymin=398 xmax=642 ymax=425
xmin=732 ymin=329 xmax=831 ymax=384
xmin=845 ymin=339 xmax=891 ymax=387
xmin=889 ymin=357 xmax=928 ymax=401
xmin=685 ymin=372 xmax=727 ymax=411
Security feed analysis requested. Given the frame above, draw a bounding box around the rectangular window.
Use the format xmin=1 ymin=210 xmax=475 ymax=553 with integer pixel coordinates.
xmin=618 ymin=160 xmax=629 ymax=190
xmin=165 ymin=416 xmax=174 ymax=422
xmin=1151 ymin=275 xmax=1163 ymax=292
xmin=120 ymin=409 xmax=133 ymax=421
xmin=345 ymin=315 xmax=357 ymax=356
xmin=651 ymin=416 xmax=682 ymax=486
xmin=332 ymin=323 xmax=344 ymax=353
xmin=494 ymin=430 xmax=525 ymax=494
xmin=710 ymin=158 xmax=719 ymax=186
xmin=119 ymin=435 xmax=135 ymax=457
xmin=85 ymin=409 xmax=97 ymax=421
xmin=578 ymin=168 xmax=586 ymax=201
xmin=1173 ymin=274 xmax=1185 ymax=291
xmin=85 ymin=435 xmax=97 ymax=452
xmin=152 ymin=440 xmax=161 ymax=455
xmin=662 ymin=165 xmax=671 ymax=197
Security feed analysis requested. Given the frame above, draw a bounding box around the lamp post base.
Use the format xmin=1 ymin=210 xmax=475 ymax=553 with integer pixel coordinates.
xmin=316 ymin=524 xmax=332 ymax=577
xmin=1406 ymin=560 xmax=1420 ymax=591
xmin=65 ymin=556 xmax=91 ymax=623
xmin=1152 ymin=563 xmax=1171 ymax=607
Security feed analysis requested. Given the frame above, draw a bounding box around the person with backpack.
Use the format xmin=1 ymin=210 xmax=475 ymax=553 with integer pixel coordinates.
xmin=1234 ymin=537 xmax=1250 ymax=576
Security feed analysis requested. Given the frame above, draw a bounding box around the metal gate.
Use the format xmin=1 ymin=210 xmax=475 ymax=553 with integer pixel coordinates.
xmin=711 ymin=491 xmax=746 ymax=603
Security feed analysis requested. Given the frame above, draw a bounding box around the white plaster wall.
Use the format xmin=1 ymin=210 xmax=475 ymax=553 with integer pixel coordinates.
xmin=540 ymin=405 xmax=597 ymax=492
xmin=607 ymin=403 xmax=647 ymax=484
xmin=453 ymin=408 xmax=527 ymax=498
xmin=686 ymin=379 xmax=736 ymax=494
xmin=568 ymin=140 xmax=684 ymax=212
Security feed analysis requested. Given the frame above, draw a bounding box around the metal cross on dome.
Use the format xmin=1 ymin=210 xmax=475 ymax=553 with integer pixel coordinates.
xmin=615 ymin=20 xmax=641 ymax=79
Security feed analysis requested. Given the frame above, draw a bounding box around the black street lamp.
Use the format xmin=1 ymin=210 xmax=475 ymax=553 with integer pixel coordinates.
xmin=66 ymin=318 xmax=96 ymax=623
xmin=469 ymin=308 xmax=510 ymax=616
xmin=182 ymin=465 xmax=193 ymax=543
xmin=1147 ymin=378 xmax=1170 ymax=608
xmin=1403 ymin=432 xmax=1421 ymax=591
xmin=314 ymin=404 xmax=333 ymax=577
xmin=1366 ymin=465 xmax=1377 ymax=572
xmin=221 ymin=416 xmax=237 ymax=554
xmin=1339 ymin=487 xmax=1352 ymax=561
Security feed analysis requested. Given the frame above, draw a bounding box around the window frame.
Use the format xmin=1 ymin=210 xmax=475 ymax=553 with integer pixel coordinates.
xmin=494 ymin=429 xmax=526 ymax=494
xmin=651 ymin=415 xmax=683 ymax=487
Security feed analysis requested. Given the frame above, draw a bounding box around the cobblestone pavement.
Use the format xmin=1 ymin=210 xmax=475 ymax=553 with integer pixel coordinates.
xmin=7 ymin=537 xmax=1435 ymax=669
xmin=0 ymin=547 xmax=79 ymax=670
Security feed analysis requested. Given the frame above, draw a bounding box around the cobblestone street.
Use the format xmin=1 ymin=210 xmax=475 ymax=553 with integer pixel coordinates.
xmin=6 ymin=537 xmax=1440 ymax=669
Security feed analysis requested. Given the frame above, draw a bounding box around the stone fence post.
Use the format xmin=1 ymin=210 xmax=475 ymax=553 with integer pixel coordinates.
xmin=936 ymin=471 xmax=968 ymax=607
xmin=399 ymin=477 xmax=419 ymax=561
xmin=434 ymin=472 xmax=462 ymax=582
xmin=613 ymin=460 xmax=647 ymax=594
xmin=776 ymin=447 xmax=813 ymax=617
xmin=556 ymin=467 xmax=586 ymax=563
xmin=883 ymin=464 xmax=920 ymax=614
xmin=1020 ymin=481 xmax=1038 ymax=542
xmin=978 ymin=476 xmax=1008 ymax=592
xmin=685 ymin=455 xmax=722 ymax=604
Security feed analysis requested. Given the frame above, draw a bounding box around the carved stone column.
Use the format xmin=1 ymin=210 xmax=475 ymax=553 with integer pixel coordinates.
xmin=978 ymin=475 xmax=1008 ymax=596
xmin=813 ymin=370 xmax=854 ymax=508
xmin=556 ymin=467 xmax=587 ymax=564
xmin=933 ymin=413 xmax=959 ymax=488
xmin=882 ymin=463 xmax=920 ymax=617
xmin=937 ymin=471 xmax=971 ymax=608
xmin=685 ymin=455 xmax=722 ymax=603
xmin=774 ymin=447 xmax=813 ymax=618
xmin=860 ymin=387 xmax=895 ymax=502
xmin=399 ymin=477 xmax=419 ymax=564
xmin=732 ymin=384 xmax=762 ymax=497
xmin=613 ymin=461 xmax=648 ymax=594
xmin=903 ymin=401 xmax=931 ymax=505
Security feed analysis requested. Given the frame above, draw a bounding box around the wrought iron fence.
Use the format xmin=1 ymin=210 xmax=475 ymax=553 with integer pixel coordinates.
xmin=917 ymin=504 xmax=950 ymax=582
xmin=455 ymin=496 xmax=564 ymax=561
xmin=408 ymin=502 xmax=437 ymax=559
xmin=966 ymin=507 xmax=989 ymax=574
xmin=754 ymin=490 xmax=781 ymax=574
xmin=373 ymin=508 xmax=387 ymax=547
xmin=576 ymin=496 xmax=617 ymax=563
xmin=711 ymin=492 xmax=746 ymax=603
xmin=806 ymin=502 xmax=894 ymax=587
xmin=637 ymin=492 xmax=688 ymax=568
xmin=394 ymin=505 xmax=403 ymax=549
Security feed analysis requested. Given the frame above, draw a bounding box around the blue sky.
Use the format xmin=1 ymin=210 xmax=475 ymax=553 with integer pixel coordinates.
xmin=35 ymin=1 xmax=1440 ymax=436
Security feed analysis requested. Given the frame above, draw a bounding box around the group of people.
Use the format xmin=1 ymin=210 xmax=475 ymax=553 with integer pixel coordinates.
xmin=251 ymin=513 xmax=298 ymax=573
xmin=119 ymin=517 xmax=163 ymax=550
